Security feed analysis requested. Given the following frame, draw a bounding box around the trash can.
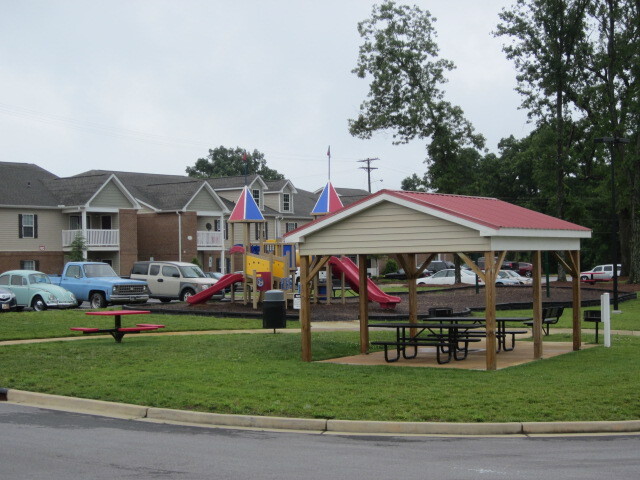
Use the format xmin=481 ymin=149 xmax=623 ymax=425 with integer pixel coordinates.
xmin=263 ymin=289 xmax=286 ymax=331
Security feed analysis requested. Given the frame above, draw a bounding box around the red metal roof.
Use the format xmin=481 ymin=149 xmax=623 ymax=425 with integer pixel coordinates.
xmin=391 ymin=191 xmax=590 ymax=231
xmin=284 ymin=189 xmax=590 ymax=238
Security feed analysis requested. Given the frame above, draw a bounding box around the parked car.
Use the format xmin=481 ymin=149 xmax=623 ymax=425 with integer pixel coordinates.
xmin=50 ymin=262 xmax=149 ymax=308
xmin=204 ymin=271 xmax=234 ymax=293
xmin=0 ymin=286 xmax=18 ymax=312
xmin=500 ymin=269 xmax=532 ymax=285
xmin=426 ymin=260 xmax=455 ymax=274
xmin=496 ymin=270 xmax=525 ymax=285
xmin=580 ymin=264 xmax=622 ymax=284
xmin=416 ymin=269 xmax=483 ymax=286
xmin=131 ymin=261 xmax=223 ymax=302
xmin=0 ymin=270 xmax=77 ymax=311
xmin=384 ymin=269 xmax=429 ymax=280
xmin=518 ymin=262 xmax=533 ymax=277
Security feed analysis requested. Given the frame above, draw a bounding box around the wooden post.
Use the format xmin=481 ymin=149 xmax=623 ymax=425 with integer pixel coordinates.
xmin=532 ymin=250 xmax=543 ymax=359
xmin=243 ymin=223 xmax=250 ymax=305
xmin=341 ymin=270 xmax=346 ymax=304
xmin=358 ymin=254 xmax=369 ymax=354
xmin=326 ymin=262 xmax=332 ymax=305
xmin=484 ymin=251 xmax=497 ymax=370
xmin=300 ymin=255 xmax=312 ymax=361
xmin=569 ymin=250 xmax=582 ymax=351
xmin=407 ymin=253 xmax=418 ymax=326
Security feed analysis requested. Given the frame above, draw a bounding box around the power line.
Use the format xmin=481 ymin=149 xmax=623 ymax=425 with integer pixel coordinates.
xmin=358 ymin=157 xmax=379 ymax=193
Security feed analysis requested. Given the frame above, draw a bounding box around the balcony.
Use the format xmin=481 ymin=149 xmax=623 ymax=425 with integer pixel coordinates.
xmin=62 ymin=229 xmax=120 ymax=248
xmin=197 ymin=231 xmax=224 ymax=249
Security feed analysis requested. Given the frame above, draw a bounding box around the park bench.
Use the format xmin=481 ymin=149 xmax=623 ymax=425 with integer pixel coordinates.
xmin=522 ymin=306 xmax=564 ymax=336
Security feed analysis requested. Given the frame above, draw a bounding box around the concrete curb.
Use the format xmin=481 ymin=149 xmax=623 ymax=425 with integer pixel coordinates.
xmin=3 ymin=389 xmax=639 ymax=436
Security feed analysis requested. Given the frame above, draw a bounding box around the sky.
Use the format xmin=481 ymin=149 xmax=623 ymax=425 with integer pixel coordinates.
xmin=0 ymin=0 xmax=531 ymax=193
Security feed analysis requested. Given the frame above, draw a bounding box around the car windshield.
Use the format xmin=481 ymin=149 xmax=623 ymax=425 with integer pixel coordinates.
xmin=179 ymin=265 xmax=206 ymax=278
xmin=28 ymin=273 xmax=51 ymax=284
xmin=84 ymin=264 xmax=118 ymax=277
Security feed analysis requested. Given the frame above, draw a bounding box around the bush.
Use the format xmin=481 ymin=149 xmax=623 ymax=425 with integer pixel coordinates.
xmin=382 ymin=258 xmax=398 ymax=275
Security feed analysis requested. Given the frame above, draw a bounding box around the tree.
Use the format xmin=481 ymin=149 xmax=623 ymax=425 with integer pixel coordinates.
xmin=68 ymin=233 xmax=86 ymax=261
xmin=186 ymin=146 xmax=284 ymax=180
xmin=349 ymin=1 xmax=484 ymax=193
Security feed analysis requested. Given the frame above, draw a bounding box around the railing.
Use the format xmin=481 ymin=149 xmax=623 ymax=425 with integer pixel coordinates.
xmin=62 ymin=229 xmax=120 ymax=247
xmin=197 ymin=231 xmax=224 ymax=248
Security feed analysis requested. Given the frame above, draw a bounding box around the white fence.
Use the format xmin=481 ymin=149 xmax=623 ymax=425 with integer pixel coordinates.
xmin=197 ymin=231 xmax=224 ymax=248
xmin=62 ymin=229 xmax=120 ymax=247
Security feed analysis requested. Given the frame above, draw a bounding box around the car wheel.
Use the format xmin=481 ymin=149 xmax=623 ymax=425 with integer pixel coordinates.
xmin=31 ymin=296 xmax=46 ymax=311
xmin=180 ymin=288 xmax=195 ymax=302
xmin=90 ymin=292 xmax=107 ymax=309
xmin=525 ymin=271 xmax=532 ymax=277
xmin=580 ymin=275 xmax=589 ymax=281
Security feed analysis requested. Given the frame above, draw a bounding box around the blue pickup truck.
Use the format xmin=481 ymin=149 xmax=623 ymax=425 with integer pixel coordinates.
xmin=50 ymin=262 xmax=150 ymax=308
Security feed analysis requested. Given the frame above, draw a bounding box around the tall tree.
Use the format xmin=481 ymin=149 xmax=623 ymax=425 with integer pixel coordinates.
xmin=349 ymin=1 xmax=484 ymax=193
xmin=186 ymin=146 xmax=284 ymax=180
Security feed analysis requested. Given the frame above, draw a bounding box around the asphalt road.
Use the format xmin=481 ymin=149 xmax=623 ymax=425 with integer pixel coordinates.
xmin=1 ymin=403 xmax=638 ymax=479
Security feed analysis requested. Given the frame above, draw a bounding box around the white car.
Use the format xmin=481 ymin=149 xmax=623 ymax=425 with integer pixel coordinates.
xmin=580 ymin=264 xmax=622 ymax=284
xmin=416 ymin=269 xmax=482 ymax=286
xmin=500 ymin=270 xmax=533 ymax=285
xmin=496 ymin=270 xmax=525 ymax=285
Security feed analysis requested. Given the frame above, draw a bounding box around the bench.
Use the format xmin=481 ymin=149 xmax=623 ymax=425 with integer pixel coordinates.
xmin=523 ymin=306 xmax=564 ymax=336
xmin=462 ymin=329 xmax=529 ymax=352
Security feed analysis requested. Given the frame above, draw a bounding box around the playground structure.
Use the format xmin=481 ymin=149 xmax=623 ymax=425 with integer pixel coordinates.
xmin=188 ymin=184 xmax=402 ymax=310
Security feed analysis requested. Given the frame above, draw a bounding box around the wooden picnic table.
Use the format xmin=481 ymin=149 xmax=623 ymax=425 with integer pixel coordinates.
xmin=70 ymin=310 xmax=164 ymax=343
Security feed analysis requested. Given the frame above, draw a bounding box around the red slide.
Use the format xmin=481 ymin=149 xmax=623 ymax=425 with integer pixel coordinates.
xmin=328 ymin=256 xmax=401 ymax=309
xmin=187 ymin=273 xmax=244 ymax=305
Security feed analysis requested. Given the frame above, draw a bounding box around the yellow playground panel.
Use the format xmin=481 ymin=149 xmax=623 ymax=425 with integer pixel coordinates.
xmin=245 ymin=253 xmax=287 ymax=279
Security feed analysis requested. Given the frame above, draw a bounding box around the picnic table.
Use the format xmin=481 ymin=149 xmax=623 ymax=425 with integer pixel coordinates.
xmin=70 ymin=310 xmax=164 ymax=343
xmin=369 ymin=322 xmax=483 ymax=364
xmin=428 ymin=316 xmax=531 ymax=352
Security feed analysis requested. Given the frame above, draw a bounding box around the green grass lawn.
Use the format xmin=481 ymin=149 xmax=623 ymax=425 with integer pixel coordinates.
xmin=0 ymin=309 xmax=263 ymax=341
xmin=0 ymin=331 xmax=638 ymax=422
xmin=1 ymin=299 xmax=638 ymax=423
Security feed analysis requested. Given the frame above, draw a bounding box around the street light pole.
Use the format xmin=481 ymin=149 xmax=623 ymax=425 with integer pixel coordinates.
xmin=594 ymin=136 xmax=630 ymax=311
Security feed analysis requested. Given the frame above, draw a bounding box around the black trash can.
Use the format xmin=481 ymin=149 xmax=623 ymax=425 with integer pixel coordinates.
xmin=263 ymin=290 xmax=286 ymax=331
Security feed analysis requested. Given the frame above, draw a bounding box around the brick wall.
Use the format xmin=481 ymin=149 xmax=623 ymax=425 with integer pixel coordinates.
xmin=118 ymin=209 xmax=139 ymax=274
xmin=137 ymin=211 xmax=197 ymax=262
xmin=0 ymin=251 xmax=64 ymax=275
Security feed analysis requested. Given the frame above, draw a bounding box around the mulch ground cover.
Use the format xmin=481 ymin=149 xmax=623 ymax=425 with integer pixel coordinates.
xmin=139 ymin=281 xmax=638 ymax=322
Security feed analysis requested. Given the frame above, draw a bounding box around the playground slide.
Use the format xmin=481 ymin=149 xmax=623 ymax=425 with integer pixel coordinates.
xmin=328 ymin=256 xmax=401 ymax=309
xmin=187 ymin=273 xmax=244 ymax=305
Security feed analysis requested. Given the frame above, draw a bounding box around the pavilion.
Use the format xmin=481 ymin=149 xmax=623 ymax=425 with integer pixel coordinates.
xmin=284 ymin=189 xmax=591 ymax=371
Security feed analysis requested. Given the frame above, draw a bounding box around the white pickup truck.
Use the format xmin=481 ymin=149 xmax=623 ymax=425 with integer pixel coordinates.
xmin=579 ymin=264 xmax=622 ymax=284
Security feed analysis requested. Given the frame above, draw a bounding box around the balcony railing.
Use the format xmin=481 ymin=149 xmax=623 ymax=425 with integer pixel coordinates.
xmin=62 ymin=229 xmax=120 ymax=248
xmin=197 ymin=231 xmax=224 ymax=248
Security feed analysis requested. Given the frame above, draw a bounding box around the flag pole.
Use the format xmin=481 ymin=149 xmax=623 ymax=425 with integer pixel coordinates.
xmin=327 ymin=146 xmax=331 ymax=181
xmin=243 ymin=151 xmax=248 ymax=186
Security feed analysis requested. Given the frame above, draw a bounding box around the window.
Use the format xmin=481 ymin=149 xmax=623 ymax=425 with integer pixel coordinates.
xmin=10 ymin=275 xmax=24 ymax=286
xmin=66 ymin=265 xmax=81 ymax=278
xmin=283 ymin=193 xmax=291 ymax=212
xmin=0 ymin=275 xmax=9 ymax=285
xmin=70 ymin=215 xmax=81 ymax=230
xmin=18 ymin=214 xmax=37 ymax=238
xmin=254 ymin=223 xmax=268 ymax=240
xmin=101 ymin=215 xmax=112 ymax=229
xmin=224 ymin=221 xmax=229 ymax=240
xmin=149 ymin=264 xmax=160 ymax=276
xmin=214 ymin=219 xmax=221 ymax=232
xmin=131 ymin=263 xmax=149 ymax=275
xmin=252 ymin=189 xmax=261 ymax=208
xmin=20 ymin=260 xmax=37 ymax=270
xmin=285 ymin=222 xmax=298 ymax=233
xmin=255 ymin=223 xmax=260 ymax=240
xmin=162 ymin=265 xmax=180 ymax=278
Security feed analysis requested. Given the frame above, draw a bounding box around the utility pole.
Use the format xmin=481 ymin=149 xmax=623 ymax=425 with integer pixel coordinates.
xmin=358 ymin=158 xmax=379 ymax=193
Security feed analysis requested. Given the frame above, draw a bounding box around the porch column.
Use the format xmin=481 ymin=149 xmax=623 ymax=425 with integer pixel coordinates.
xmin=532 ymin=250 xmax=543 ymax=359
xmin=301 ymin=255 xmax=312 ymax=361
xmin=358 ymin=254 xmax=369 ymax=354
xmin=220 ymin=214 xmax=226 ymax=274
xmin=81 ymin=208 xmax=88 ymax=260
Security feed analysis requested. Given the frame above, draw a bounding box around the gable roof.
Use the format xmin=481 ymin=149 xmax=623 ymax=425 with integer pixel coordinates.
xmin=0 ymin=162 xmax=60 ymax=207
xmin=285 ymin=189 xmax=591 ymax=244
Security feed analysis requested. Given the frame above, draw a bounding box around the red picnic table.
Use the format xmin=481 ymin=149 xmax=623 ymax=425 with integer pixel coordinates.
xmin=70 ymin=310 xmax=164 ymax=343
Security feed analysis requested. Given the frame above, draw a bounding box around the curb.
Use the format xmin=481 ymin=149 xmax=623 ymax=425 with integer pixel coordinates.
xmin=3 ymin=389 xmax=639 ymax=436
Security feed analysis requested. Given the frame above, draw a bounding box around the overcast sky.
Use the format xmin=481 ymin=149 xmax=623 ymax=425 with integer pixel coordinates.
xmin=1 ymin=0 xmax=531 ymax=193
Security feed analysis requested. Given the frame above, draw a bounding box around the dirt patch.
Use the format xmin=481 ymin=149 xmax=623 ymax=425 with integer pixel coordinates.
xmin=137 ymin=282 xmax=637 ymax=322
